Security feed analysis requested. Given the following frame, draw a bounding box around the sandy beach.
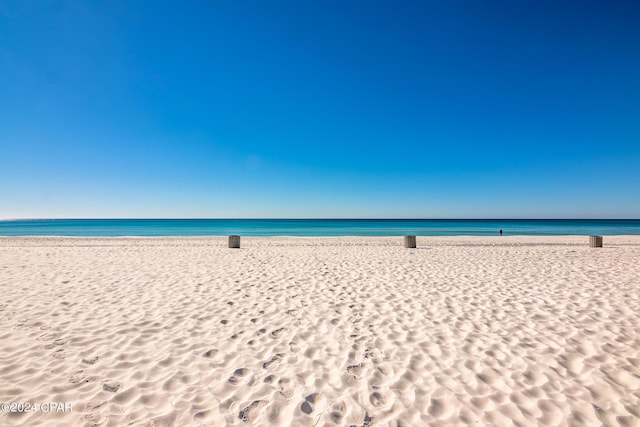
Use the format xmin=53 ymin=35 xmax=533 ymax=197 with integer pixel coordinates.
xmin=1 ymin=236 xmax=639 ymax=426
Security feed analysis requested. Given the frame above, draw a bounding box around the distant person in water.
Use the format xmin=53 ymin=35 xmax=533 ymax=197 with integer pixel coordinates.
xmin=499 ymin=229 xmax=503 ymax=236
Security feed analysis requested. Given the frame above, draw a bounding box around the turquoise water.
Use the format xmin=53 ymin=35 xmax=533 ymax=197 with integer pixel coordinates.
xmin=1 ymin=219 xmax=639 ymax=236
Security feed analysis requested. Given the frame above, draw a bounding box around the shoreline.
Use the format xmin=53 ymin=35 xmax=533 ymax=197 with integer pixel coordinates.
xmin=2 ymin=234 xmax=640 ymax=247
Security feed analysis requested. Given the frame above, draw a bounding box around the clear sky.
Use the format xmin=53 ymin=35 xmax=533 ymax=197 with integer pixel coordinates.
xmin=1 ymin=1 xmax=639 ymax=218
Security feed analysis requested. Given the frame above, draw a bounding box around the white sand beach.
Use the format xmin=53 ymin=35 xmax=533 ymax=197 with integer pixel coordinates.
xmin=1 ymin=236 xmax=639 ymax=426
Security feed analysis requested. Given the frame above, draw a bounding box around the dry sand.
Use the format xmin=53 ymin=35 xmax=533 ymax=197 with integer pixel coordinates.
xmin=1 ymin=236 xmax=639 ymax=426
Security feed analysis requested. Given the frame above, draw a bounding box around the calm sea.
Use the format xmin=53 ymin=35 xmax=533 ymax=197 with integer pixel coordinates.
xmin=1 ymin=219 xmax=639 ymax=237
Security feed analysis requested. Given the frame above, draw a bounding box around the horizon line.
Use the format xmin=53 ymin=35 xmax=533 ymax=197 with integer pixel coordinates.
xmin=2 ymin=217 xmax=640 ymax=221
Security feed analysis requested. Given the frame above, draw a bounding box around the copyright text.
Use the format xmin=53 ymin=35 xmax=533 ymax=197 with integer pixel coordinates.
xmin=1 ymin=402 xmax=72 ymax=413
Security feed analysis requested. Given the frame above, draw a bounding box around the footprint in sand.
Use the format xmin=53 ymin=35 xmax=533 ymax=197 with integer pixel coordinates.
xmin=83 ymin=413 xmax=102 ymax=424
xmin=229 ymin=368 xmax=248 ymax=385
xmin=300 ymin=393 xmax=325 ymax=415
xmin=103 ymin=382 xmax=121 ymax=392
xmin=362 ymin=413 xmax=374 ymax=427
xmin=69 ymin=371 xmax=98 ymax=385
xmin=278 ymin=378 xmax=295 ymax=399
xmin=330 ymin=401 xmax=346 ymax=423
xmin=238 ymin=400 xmax=268 ymax=423
xmin=256 ymin=328 xmax=267 ymax=336
xmin=263 ymin=354 xmax=283 ymax=370
xmin=202 ymin=349 xmax=218 ymax=358
xmin=347 ymin=363 xmax=367 ymax=379
xmin=52 ymin=348 xmax=66 ymax=359
xmin=369 ymin=391 xmax=389 ymax=408
xmin=270 ymin=328 xmax=285 ymax=338
xmin=82 ymin=356 xmax=99 ymax=365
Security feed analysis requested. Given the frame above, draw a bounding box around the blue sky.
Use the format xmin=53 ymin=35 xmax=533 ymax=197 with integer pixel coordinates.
xmin=1 ymin=0 xmax=639 ymax=218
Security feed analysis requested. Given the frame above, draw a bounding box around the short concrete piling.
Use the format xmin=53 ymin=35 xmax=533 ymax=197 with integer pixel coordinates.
xmin=404 ymin=235 xmax=416 ymax=248
xmin=589 ymin=235 xmax=603 ymax=248
xmin=228 ymin=235 xmax=241 ymax=248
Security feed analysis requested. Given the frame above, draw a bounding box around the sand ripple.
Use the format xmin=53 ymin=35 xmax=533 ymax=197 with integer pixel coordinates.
xmin=1 ymin=235 xmax=639 ymax=426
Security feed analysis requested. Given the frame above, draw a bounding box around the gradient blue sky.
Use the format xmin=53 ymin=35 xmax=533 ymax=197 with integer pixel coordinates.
xmin=1 ymin=1 xmax=639 ymax=218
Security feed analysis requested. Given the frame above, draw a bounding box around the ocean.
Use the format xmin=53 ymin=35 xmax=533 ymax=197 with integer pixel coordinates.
xmin=1 ymin=219 xmax=639 ymax=237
